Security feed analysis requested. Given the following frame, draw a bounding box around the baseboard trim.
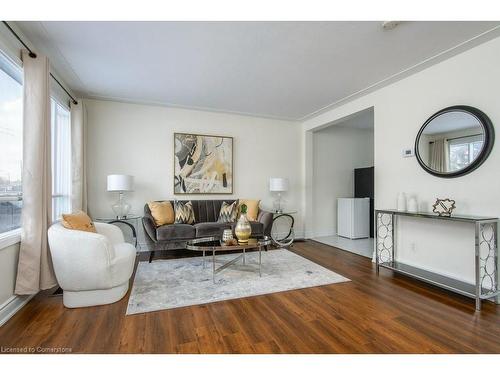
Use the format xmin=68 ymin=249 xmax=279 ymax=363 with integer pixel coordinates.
xmin=0 ymin=293 xmax=35 ymax=327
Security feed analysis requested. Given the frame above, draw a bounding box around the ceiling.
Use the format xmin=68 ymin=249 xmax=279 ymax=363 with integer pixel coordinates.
xmin=15 ymin=21 xmax=500 ymax=121
xmin=317 ymin=107 xmax=374 ymax=133
xmin=424 ymin=111 xmax=482 ymax=135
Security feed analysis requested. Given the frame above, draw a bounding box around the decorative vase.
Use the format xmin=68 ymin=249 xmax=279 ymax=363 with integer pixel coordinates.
xmin=234 ymin=204 xmax=252 ymax=243
xmin=407 ymin=197 xmax=418 ymax=213
xmin=397 ymin=192 xmax=407 ymax=211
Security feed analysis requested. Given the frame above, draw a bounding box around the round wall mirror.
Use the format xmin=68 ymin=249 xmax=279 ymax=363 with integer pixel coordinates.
xmin=415 ymin=105 xmax=494 ymax=178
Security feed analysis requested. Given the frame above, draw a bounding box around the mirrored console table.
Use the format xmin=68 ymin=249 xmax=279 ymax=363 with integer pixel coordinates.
xmin=375 ymin=209 xmax=499 ymax=310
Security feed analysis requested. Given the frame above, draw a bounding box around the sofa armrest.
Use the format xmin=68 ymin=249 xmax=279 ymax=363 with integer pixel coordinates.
xmin=257 ymin=210 xmax=274 ymax=237
xmin=142 ymin=214 xmax=157 ymax=243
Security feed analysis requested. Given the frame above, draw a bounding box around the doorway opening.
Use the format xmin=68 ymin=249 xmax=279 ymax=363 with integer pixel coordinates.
xmin=311 ymin=107 xmax=374 ymax=258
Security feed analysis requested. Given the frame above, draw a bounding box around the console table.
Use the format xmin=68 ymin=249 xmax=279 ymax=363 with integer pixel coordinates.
xmin=375 ymin=209 xmax=499 ymax=310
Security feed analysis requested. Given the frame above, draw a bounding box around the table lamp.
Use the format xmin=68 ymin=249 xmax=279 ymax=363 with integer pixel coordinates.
xmin=107 ymin=174 xmax=134 ymax=219
xmin=269 ymin=177 xmax=289 ymax=213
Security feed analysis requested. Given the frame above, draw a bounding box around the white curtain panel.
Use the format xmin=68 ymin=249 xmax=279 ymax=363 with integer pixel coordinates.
xmin=429 ymin=138 xmax=449 ymax=173
xmin=15 ymin=51 xmax=57 ymax=295
xmin=71 ymin=100 xmax=88 ymax=212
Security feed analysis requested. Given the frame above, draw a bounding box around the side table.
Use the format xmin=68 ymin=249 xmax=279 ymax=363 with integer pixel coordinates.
xmin=269 ymin=210 xmax=297 ymax=247
xmin=94 ymin=215 xmax=141 ymax=250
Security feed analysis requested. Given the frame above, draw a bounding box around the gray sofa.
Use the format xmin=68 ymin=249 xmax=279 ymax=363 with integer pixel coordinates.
xmin=143 ymin=199 xmax=273 ymax=262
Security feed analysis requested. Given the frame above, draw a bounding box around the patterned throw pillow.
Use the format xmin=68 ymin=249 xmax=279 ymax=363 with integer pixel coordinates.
xmin=174 ymin=201 xmax=195 ymax=224
xmin=218 ymin=200 xmax=238 ymax=223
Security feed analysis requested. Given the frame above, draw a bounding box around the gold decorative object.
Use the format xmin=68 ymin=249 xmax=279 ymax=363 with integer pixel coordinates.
xmin=432 ymin=198 xmax=456 ymax=217
xmin=224 ymin=238 xmax=238 ymax=246
xmin=235 ymin=204 xmax=252 ymax=243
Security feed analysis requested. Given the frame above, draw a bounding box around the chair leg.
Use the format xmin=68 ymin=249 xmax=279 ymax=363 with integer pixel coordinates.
xmin=149 ymin=251 xmax=155 ymax=263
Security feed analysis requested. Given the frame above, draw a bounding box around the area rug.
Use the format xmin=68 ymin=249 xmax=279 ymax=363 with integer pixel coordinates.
xmin=126 ymin=249 xmax=349 ymax=315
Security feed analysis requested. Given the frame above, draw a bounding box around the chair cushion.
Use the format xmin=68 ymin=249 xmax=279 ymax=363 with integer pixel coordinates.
xmin=194 ymin=222 xmax=231 ymax=237
xmin=156 ymin=224 xmax=196 ymax=241
xmin=61 ymin=211 xmax=96 ymax=233
xmin=231 ymin=221 xmax=264 ymax=236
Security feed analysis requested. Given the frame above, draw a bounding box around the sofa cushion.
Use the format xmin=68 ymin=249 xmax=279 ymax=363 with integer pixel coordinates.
xmin=194 ymin=222 xmax=231 ymax=237
xmin=156 ymin=224 xmax=196 ymax=241
xmin=231 ymin=221 xmax=264 ymax=237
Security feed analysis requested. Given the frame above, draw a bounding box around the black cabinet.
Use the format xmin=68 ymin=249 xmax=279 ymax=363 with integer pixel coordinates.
xmin=354 ymin=166 xmax=374 ymax=237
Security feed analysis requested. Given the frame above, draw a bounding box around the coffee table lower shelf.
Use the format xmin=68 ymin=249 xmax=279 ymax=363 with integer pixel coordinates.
xmin=378 ymin=261 xmax=500 ymax=301
xmin=185 ymin=236 xmax=272 ymax=283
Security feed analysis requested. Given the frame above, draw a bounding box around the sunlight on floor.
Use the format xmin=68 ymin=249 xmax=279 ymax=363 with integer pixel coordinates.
xmin=313 ymin=235 xmax=374 ymax=258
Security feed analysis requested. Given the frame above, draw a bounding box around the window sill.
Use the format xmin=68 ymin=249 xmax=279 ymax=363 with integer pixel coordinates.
xmin=0 ymin=228 xmax=21 ymax=251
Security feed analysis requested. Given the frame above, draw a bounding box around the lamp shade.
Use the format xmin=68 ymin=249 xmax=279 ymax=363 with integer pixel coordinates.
xmin=269 ymin=177 xmax=289 ymax=192
xmin=107 ymin=174 xmax=134 ymax=192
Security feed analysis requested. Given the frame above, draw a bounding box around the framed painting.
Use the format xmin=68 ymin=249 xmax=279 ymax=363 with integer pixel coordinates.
xmin=174 ymin=132 xmax=233 ymax=194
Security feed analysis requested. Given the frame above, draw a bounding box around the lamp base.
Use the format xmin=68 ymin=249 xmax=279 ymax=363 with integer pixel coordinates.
xmin=112 ymin=192 xmax=131 ymax=219
xmin=273 ymin=192 xmax=284 ymax=213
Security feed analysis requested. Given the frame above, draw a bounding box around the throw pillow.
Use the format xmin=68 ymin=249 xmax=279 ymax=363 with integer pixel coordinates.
xmin=61 ymin=211 xmax=97 ymax=233
xmin=217 ymin=200 xmax=239 ymax=223
xmin=238 ymin=199 xmax=260 ymax=221
xmin=174 ymin=201 xmax=196 ymax=224
xmin=148 ymin=201 xmax=175 ymax=226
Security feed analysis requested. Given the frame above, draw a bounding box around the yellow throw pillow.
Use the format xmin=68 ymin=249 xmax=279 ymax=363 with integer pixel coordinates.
xmin=238 ymin=199 xmax=260 ymax=221
xmin=148 ymin=201 xmax=175 ymax=226
xmin=61 ymin=211 xmax=97 ymax=233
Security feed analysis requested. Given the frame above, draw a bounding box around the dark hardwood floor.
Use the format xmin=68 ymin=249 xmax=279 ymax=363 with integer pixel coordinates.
xmin=1 ymin=240 xmax=500 ymax=353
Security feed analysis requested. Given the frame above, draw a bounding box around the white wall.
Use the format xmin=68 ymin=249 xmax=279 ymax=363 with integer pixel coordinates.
xmin=86 ymin=99 xmax=304 ymax=242
xmin=312 ymin=126 xmax=373 ymax=237
xmin=0 ymin=243 xmax=19 ymax=306
xmin=303 ymin=36 xmax=500 ymax=286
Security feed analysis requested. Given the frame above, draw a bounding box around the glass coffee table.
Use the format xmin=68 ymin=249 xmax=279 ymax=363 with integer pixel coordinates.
xmin=185 ymin=236 xmax=272 ymax=283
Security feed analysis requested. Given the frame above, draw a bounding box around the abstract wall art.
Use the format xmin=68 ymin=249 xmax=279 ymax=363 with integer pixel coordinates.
xmin=174 ymin=133 xmax=233 ymax=194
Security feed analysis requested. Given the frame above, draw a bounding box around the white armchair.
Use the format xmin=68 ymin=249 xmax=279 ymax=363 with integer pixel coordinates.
xmin=48 ymin=222 xmax=136 ymax=308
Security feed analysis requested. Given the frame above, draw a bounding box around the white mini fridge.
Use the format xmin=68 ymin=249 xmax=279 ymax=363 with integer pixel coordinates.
xmin=337 ymin=198 xmax=370 ymax=239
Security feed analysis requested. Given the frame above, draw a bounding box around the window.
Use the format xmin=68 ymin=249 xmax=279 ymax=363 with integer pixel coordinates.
xmin=0 ymin=55 xmax=23 ymax=235
xmin=448 ymin=136 xmax=484 ymax=172
xmin=51 ymin=99 xmax=71 ymax=221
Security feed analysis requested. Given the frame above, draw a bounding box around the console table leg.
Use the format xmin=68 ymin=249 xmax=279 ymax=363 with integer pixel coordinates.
xmin=495 ymin=223 xmax=500 ymax=305
xmin=475 ymin=222 xmax=481 ymax=311
xmin=375 ymin=211 xmax=379 ymax=275
xmin=392 ymin=213 xmax=396 ymax=263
